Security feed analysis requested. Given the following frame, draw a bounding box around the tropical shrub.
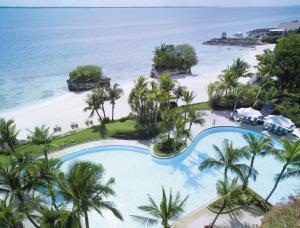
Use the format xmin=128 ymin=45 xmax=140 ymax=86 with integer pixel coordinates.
xmin=153 ymin=43 xmax=198 ymax=70
xmin=69 ymin=65 xmax=102 ymax=82
xmin=261 ymin=195 xmax=300 ymax=227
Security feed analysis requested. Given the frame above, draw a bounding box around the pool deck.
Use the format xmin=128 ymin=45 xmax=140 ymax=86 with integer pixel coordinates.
xmin=175 ymin=198 xmax=264 ymax=228
xmin=49 ymin=110 xmax=293 ymax=228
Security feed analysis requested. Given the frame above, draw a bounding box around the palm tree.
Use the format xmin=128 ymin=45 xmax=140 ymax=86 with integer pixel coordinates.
xmin=199 ymin=139 xmax=250 ymax=181
xmin=131 ymin=187 xmax=189 ymax=228
xmin=219 ymin=68 xmax=238 ymax=95
xmin=57 ymin=161 xmax=123 ymax=228
xmin=38 ymin=205 xmax=81 ymax=228
xmin=210 ymin=178 xmax=242 ymax=227
xmin=181 ymin=90 xmax=196 ymax=120
xmin=185 ymin=108 xmax=205 ymax=144
xmin=0 ymin=198 xmax=26 ymax=228
xmin=230 ymin=58 xmax=251 ymax=78
xmin=172 ymin=116 xmax=188 ymax=152
xmin=128 ymin=76 xmax=149 ymax=124
xmin=265 ymin=138 xmax=300 ymax=202
xmin=84 ymin=90 xmax=103 ymax=122
xmin=30 ymin=125 xmax=53 ymax=161
xmin=174 ymin=85 xmax=187 ymax=103
xmin=0 ymin=159 xmax=39 ymax=228
xmin=242 ymin=134 xmax=272 ymax=190
xmin=32 ymin=158 xmax=63 ymax=210
xmin=94 ymin=87 xmax=109 ymax=119
xmin=108 ymin=83 xmax=124 ymax=121
xmin=0 ymin=118 xmax=19 ymax=154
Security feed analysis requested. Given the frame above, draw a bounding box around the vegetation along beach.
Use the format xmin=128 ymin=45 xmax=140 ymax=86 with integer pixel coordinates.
xmin=0 ymin=2 xmax=300 ymax=228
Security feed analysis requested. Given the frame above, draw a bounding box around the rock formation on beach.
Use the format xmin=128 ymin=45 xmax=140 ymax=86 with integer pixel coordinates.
xmin=67 ymin=65 xmax=111 ymax=91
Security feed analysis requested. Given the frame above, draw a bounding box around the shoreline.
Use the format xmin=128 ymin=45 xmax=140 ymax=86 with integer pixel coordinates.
xmin=0 ymin=44 xmax=275 ymax=139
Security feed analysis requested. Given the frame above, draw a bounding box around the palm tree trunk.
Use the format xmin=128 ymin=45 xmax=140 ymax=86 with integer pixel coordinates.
xmin=48 ymin=180 xmax=58 ymax=210
xmin=210 ymin=200 xmax=227 ymax=227
xmin=111 ymin=103 xmax=115 ymax=121
xmin=184 ymin=106 xmax=188 ymax=120
xmin=26 ymin=213 xmax=40 ymax=228
xmin=265 ymin=164 xmax=287 ymax=202
xmin=101 ymin=104 xmax=106 ymax=119
xmin=185 ymin=122 xmax=193 ymax=144
xmin=242 ymin=155 xmax=255 ymax=191
xmin=17 ymin=193 xmax=40 ymax=228
xmin=224 ymin=168 xmax=228 ymax=182
xmin=84 ymin=210 xmax=90 ymax=228
xmin=8 ymin=143 xmax=15 ymax=154
xmin=233 ymin=99 xmax=238 ymax=113
xmin=95 ymin=109 xmax=102 ymax=122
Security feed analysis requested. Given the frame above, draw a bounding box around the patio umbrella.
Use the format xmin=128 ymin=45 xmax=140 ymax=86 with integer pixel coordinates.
xmin=264 ymin=115 xmax=295 ymax=129
xmin=236 ymin=107 xmax=263 ymax=118
xmin=292 ymin=128 xmax=300 ymax=138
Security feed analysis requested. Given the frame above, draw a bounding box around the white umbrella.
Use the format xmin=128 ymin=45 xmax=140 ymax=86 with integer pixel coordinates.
xmin=264 ymin=115 xmax=295 ymax=129
xmin=292 ymin=128 xmax=300 ymax=138
xmin=236 ymin=107 xmax=263 ymax=118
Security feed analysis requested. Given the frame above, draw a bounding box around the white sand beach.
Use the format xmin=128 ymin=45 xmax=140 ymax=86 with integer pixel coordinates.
xmin=0 ymin=44 xmax=275 ymax=139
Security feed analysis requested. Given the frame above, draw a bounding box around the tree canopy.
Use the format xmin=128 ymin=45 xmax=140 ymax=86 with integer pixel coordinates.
xmin=257 ymin=34 xmax=300 ymax=90
xmin=69 ymin=65 xmax=102 ymax=82
xmin=153 ymin=44 xmax=198 ymax=70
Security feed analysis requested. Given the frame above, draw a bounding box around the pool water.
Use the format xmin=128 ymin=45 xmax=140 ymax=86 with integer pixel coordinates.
xmin=61 ymin=127 xmax=298 ymax=228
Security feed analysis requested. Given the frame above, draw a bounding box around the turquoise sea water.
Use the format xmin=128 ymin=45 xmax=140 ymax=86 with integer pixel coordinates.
xmin=61 ymin=127 xmax=297 ymax=228
xmin=0 ymin=7 xmax=300 ymax=110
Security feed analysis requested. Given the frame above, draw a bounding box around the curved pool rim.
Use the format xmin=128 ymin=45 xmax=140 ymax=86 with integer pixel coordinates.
xmin=60 ymin=126 xmax=282 ymax=163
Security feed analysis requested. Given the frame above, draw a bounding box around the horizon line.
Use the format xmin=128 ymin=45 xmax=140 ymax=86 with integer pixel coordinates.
xmin=1 ymin=5 xmax=300 ymax=8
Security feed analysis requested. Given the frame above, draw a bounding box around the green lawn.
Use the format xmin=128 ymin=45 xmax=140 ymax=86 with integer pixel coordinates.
xmin=0 ymin=101 xmax=210 ymax=165
xmin=0 ymin=120 xmax=136 ymax=164
xmin=177 ymin=101 xmax=211 ymax=112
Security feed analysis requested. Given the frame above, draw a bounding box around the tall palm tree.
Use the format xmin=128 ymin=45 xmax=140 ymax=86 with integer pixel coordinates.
xmin=32 ymin=158 xmax=63 ymax=210
xmin=185 ymin=108 xmax=205 ymax=144
xmin=84 ymin=90 xmax=103 ymax=122
xmin=181 ymin=90 xmax=196 ymax=120
xmin=230 ymin=58 xmax=251 ymax=78
xmin=265 ymin=138 xmax=300 ymax=202
xmin=30 ymin=125 xmax=53 ymax=161
xmin=94 ymin=87 xmax=109 ymax=119
xmin=108 ymin=83 xmax=124 ymax=121
xmin=199 ymin=139 xmax=250 ymax=181
xmin=0 ymin=198 xmax=26 ymax=228
xmin=172 ymin=116 xmax=188 ymax=152
xmin=174 ymin=85 xmax=187 ymax=103
xmin=128 ymin=76 xmax=149 ymax=124
xmin=219 ymin=68 xmax=238 ymax=95
xmin=131 ymin=187 xmax=189 ymax=228
xmin=242 ymin=134 xmax=272 ymax=190
xmin=57 ymin=161 xmax=123 ymax=228
xmin=0 ymin=159 xmax=39 ymax=228
xmin=210 ymin=177 xmax=242 ymax=227
xmin=38 ymin=205 xmax=81 ymax=228
xmin=0 ymin=118 xmax=19 ymax=154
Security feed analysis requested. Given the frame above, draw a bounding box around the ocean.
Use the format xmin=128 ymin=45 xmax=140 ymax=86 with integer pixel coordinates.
xmin=0 ymin=6 xmax=299 ymax=110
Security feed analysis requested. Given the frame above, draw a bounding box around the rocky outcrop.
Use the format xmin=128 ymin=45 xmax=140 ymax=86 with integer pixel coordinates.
xmin=203 ymin=37 xmax=261 ymax=47
xmin=67 ymin=76 xmax=111 ymax=91
xmin=150 ymin=65 xmax=191 ymax=78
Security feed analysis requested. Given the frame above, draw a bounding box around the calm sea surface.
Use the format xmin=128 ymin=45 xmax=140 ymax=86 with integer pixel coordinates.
xmin=0 ymin=7 xmax=299 ymax=110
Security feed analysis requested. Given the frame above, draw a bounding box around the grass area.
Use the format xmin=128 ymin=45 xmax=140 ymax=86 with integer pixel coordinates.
xmin=177 ymin=101 xmax=211 ymax=112
xmin=208 ymin=187 xmax=272 ymax=214
xmin=0 ymin=120 xmax=136 ymax=164
xmin=0 ymin=101 xmax=210 ymax=164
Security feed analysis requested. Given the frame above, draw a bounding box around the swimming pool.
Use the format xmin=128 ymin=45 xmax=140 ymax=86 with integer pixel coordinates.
xmin=61 ymin=126 xmax=297 ymax=228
